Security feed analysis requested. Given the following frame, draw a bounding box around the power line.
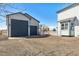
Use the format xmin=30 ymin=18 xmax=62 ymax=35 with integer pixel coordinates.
xmin=8 ymin=4 xmax=27 ymax=12
xmin=0 ymin=3 xmax=27 ymax=25
xmin=0 ymin=4 xmax=12 ymax=29
xmin=0 ymin=4 xmax=26 ymax=16
xmin=3 ymin=10 xmax=14 ymax=13
xmin=0 ymin=15 xmax=5 ymax=17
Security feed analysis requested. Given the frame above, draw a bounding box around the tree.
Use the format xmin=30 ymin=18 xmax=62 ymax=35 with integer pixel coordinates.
xmin=0 ymin=3 xmax=27 ymax=31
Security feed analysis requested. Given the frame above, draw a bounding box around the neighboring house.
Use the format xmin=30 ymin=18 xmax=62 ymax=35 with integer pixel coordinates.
xmin=6 ymin=12 xmax=40 ymax=37
xmin=57 ymin=3 xmax=79 ymax=37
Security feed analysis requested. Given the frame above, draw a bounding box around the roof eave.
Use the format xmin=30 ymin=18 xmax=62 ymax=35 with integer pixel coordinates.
xmin=57 ymin=3 xmax=79 ymax=13
xmin=6 ymin=12 xmax=40 ymax=23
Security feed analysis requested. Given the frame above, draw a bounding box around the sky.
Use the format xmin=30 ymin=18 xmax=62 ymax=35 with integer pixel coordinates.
xmin=0 ymin=3 xmax=70 ymax=30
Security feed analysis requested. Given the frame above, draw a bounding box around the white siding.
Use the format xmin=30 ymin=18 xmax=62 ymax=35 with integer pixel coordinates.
xmin=75 ymin=26 xmax=79 ymax=37
xmin=74 ymin=19 xmax=79 ymax=37
xmin=57 ymin=22 xmax=61 ymax=36
xmin=58 ymin=21 xmax=70 ymax=36
xmin=57 ymin=5 xmax=79 ymax=37
xmin=60 ymin=22 xmax=70 ymax=36
xmin=61 ymin=30 xmax=69 ymax=35
xmin=58 ymin=5 xmax=79 ymax=21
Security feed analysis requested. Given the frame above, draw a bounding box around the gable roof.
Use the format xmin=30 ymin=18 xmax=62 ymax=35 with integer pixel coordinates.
xmin=57 ymin=3 xmax=79 ymax=13
xmin=6 ymin=12 xmax=40 ymax=23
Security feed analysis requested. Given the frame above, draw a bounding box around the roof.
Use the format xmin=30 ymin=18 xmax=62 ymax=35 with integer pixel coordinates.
xmin=59 ymin=17 xmax=76 ymax=22
xmin=57 ymin=3 xmax=79 ymax=13
xmin=6 ymin=12 xmax=40 ymax=23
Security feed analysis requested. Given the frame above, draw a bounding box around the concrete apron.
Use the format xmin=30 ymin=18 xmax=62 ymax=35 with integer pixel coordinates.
xmin=8 ymin=37 xmax=29 ymax=40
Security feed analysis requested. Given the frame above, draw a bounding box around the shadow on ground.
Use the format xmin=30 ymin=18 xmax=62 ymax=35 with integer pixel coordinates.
xmin=25 ymin=34 xmax=51 ymax=38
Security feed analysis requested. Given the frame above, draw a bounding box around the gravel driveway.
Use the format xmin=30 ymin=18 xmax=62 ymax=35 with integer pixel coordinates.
xmin=0 ymin=35 xmax=79 ymax=56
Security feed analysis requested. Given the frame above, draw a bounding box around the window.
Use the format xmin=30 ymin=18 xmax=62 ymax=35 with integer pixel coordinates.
xmin=61 ymin=22 xmax=68 ymax=30
xmin=71 ymin=23 xmax=74 ymax=26
xmin=61 ymin=23 xmax=64 ymax=30
xmin=65 ymin=22 xmax=68 ymax=29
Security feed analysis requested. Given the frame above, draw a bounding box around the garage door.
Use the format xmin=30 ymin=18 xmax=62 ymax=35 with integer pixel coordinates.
xmin=11 ymin=19 xmax=28 ymax=37
xmin=30 ymin=26 xmax=37 ymax=36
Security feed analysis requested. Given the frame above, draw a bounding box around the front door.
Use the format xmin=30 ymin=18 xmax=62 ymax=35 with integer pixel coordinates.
xmin=70 ymin=23 xmax=74 ymax=36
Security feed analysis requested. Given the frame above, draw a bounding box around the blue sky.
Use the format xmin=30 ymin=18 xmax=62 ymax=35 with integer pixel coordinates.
xmin=0 ymin=3 xmax=70 ymax=29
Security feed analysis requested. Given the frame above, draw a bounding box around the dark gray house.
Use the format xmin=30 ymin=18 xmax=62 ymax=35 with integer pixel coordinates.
xmin=6 ymin=12 xmax=40 ymax=37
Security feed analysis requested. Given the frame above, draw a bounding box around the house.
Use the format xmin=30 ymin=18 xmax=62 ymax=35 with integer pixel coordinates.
xmin=6 ymin=12 xmax=40 ymax=37
xmin=57 ymin=3 xmax=79 ymax=37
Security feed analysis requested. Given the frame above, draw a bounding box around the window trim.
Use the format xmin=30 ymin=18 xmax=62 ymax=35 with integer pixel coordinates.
xmin=61 ymin=22 xmax=68 ymax=30
xmin=65 ymin=22 xmax=68 ymax=29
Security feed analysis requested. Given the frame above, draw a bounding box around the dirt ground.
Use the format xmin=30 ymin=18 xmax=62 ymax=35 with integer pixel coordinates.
xmin=0 ymin=35 xmax=79 ymax=56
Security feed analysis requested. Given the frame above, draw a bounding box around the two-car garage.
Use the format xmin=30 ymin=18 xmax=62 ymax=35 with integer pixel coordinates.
xmin=6 ymin=12 xmax=40 ymax=37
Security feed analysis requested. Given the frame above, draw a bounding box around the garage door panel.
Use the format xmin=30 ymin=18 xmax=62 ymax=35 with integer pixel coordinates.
xmin=30 ymin=26 xmax=37 ymax=36
xmin=11 ymin=19 xmax=28 ymax=37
